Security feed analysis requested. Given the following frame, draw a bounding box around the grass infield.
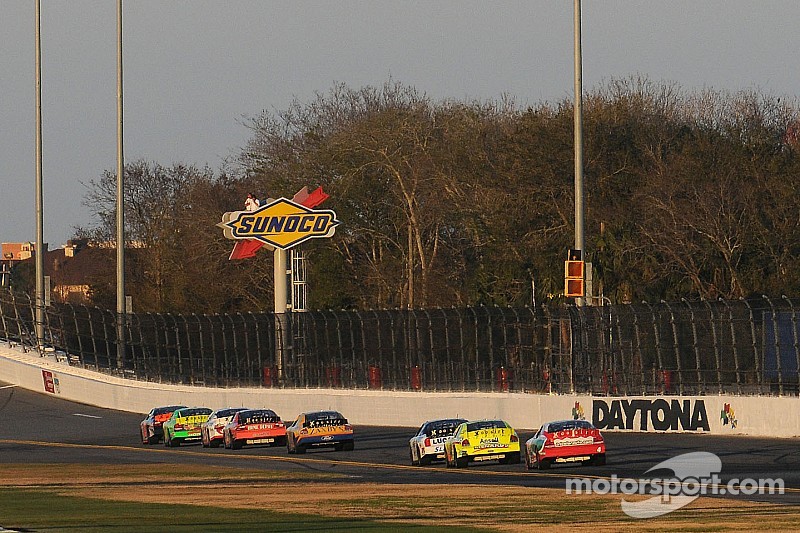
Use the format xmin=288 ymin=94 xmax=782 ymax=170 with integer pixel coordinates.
xmin=0 ymin=464 xmax=797 ymax=532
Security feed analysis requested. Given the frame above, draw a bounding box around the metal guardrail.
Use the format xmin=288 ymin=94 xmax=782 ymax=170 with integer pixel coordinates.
xmin=1 ymin=288 xmax=798 ymax=395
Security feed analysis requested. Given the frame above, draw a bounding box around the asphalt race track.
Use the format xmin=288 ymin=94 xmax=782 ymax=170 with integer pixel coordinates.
xmin=1 ymin=380 xmax=799 ymax=505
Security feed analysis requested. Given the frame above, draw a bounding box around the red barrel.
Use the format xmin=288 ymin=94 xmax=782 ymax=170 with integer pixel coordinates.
xmin=661 ymin=370 xmax=672 ymax=393
xmin=496 ymin=366 xmax=511 ymax=392
xmin=326 ymin=365 xmax=342 ymax=388
xmin=410 ymin=365 xmax=422 ymax=390
xmin=263 ymin=366 xmax=278 ymax=387
xmin=368 ymin=365 xmax=382 ymax=389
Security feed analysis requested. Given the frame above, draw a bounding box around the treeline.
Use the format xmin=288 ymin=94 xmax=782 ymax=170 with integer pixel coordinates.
xmin=73 ymin=77 xmax=800 ymax=313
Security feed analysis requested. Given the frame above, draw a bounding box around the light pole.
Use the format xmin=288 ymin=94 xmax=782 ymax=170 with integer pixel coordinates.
xmin=573 ymin=0 xmax=585 ymax=306
xmin=116 ymin=0 xmax=126 ymax=369
xmin=35 ymin=0 xmax=45 ymax=350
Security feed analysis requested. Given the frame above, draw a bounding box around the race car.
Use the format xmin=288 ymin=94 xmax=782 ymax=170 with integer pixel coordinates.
xmin=286 ymin=410 xmax=354 ymax=454
xmin=524 ymin=419 xmax=606 ymax=470
xmin=140 ymin=405 xmax=186 ymax=444
xmin=222 ymin=408 xmax=286 ymax=450
xmin=443 ymin=419 xmax=520 ymax=467
xmin=162 ymin=407 xmax=212 ymax=447
xmin=201 ymin=407 xmax=249 ymax=448
xmin=409 ymin=418 xmax=467 ymax=466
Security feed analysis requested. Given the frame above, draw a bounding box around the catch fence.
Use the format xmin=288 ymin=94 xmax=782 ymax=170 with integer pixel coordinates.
xmin=1 ymin=289 xmax=798 ymax=396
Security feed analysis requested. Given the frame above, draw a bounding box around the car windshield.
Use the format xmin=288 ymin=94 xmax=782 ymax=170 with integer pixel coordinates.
xmin=427 ymin=419 xmax=466 ymax=437
xmin=217 ymin=408 xmax=246 ymax=418
xmin=181 ymin=408 xmax=212 ymax=417
xmin=241 ymin=411 xmax=279 ymax=424
xmin=307 ymin=412 xmax=347 ymax=427
xmin=548 ymin=420 xmax=594 ymax=432
xmin=466 ymin=420 xmax=507 ymax=432
xmin=154 ymin=406 xmax=184 ymax=415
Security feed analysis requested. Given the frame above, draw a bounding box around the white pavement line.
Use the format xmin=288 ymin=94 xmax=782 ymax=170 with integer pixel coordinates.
xmin=72 ymin=413 xmax=102 ymax=419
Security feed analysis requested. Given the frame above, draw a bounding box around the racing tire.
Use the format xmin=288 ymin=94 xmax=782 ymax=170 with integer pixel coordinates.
xmin=295 ymin=443 xmax=306 ymax=455
xmin=536 ymin=456 xmax=551 ymax=470
xmin=499 ymin=452 xmax=520 ymax=465
xmin=231 ymin=438 xmax=243 ymax=450
xmin=524 ymin=451 xmax=533 ymax=470
xmin=210 ymin=438 xmax=222 ymax=449
xmin=410 ymin=448 xmax=419 ymax=466
xmin=455 ymin=455 xmax=469 ymax=468
xmin=418 ymin=453 xmax=432 ymax=466
xmin=170 ymin=437 xmax=181 ymax=447
xmin=334 ymin=442 xmax=344 ymax=451
xmin=147 ymin=433 xmax=158 ymax=445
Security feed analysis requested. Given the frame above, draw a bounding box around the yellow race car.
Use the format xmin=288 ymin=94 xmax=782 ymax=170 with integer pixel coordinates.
xmin=443 ymin=419 xmax=521 ymax=467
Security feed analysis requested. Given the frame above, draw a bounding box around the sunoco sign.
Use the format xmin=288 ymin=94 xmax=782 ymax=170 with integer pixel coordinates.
xmin=592 ymin=398 xmax=710 ymax=432
xmin=219 ymin=197 xmax=340 ymax=250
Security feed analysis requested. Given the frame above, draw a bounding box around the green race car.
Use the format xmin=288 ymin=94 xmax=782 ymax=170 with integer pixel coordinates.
xmin=162 ymin=407 xmax=212 ymax=447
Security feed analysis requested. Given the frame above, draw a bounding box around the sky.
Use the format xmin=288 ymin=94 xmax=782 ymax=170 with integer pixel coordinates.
xmin=2 ymin=1 xmax=799 ymax=247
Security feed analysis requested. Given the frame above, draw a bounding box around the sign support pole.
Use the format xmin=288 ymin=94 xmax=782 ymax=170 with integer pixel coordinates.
xmin=273 ymin=248 xmax=289 ymax=383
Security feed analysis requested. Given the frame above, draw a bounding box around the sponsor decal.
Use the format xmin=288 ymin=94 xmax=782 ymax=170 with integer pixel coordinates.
xmin=720 ymin=403 xmax=738 ymax=429
xmin=219 ymin=198 xmax=340 ymax=250
xmin=553 ymin=437 xmax=594 ymax=447
xmin=593 ymin=398 xmax=709 ymax=432
xmin=473 ymin=439 xmax=510 ymax=451
xmin=42 ymin=370 xmax=59 ymax=394
xmin=572 ymin=401 xmax=585 ymax=420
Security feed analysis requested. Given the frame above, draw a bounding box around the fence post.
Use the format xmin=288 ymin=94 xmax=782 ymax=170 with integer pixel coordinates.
xmin=782 ymin=296 xmax=799 ymax=394
xmin=741 ymin=298 xmax=763 ymax=394
xmin=682 ymin=299 xmax=703 ymax=394
xmin=763 ymin=295 xmax=783 ymax=395
xmin=703 ymin=300 xmax=723 ymax=395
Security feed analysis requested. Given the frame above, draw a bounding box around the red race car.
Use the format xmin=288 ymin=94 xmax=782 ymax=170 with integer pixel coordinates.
xmin=223 ymin=409 xmax=286 ymax=450
xmin=524 ymin=419 xmax=606 ymax=469
xmin=201 ymin=407 xmax=249 ymax=448
xmin=140 ymin=405 xmax=186 ymax=444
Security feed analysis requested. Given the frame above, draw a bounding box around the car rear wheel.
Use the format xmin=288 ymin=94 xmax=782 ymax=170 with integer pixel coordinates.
xmin=418 ymin=451 xmax=432 ymax=466
xmin=231 ymin=438 xmax=242 ymax=450
xmin=537 ymin=455 xmax=551 ymax=470
xmin=500 ymin=452 xmax=520 ymax=464
xmin=295 ymin=443 xmax=306 ymax=454
xmin=524 ymin=450 xmax=533 ymax=470
xmin=455 ymin=454 xmax=469 ymax=468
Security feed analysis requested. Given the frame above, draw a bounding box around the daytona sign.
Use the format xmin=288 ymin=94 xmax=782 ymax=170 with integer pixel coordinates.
xmin=592 ymin=398 xmax=710 ymax=432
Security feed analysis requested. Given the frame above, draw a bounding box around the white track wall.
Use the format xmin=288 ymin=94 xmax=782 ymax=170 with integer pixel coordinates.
xmin=1 ymin=343 xmax=797 ymax=437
